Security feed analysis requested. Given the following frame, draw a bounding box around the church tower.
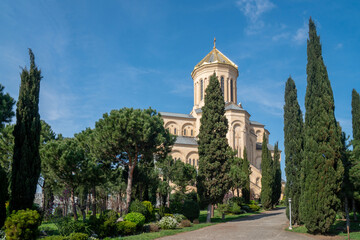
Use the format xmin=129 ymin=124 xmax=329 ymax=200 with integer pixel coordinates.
xmin=191 ymin=38 xmax=239 ymax=110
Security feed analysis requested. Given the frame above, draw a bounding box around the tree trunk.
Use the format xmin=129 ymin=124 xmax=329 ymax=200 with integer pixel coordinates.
xmin=71 ymin=188 xmax=78 ymax=221
xmin=211 ymin=204 xmax=214 ymax=217
xmin=91 ymin=186 xmax=96 ymax=216
xmin=353 ymin=198 xmax=358 ymax=221
xmin=345 ymin=196 xmax=350 ymax=240
xmin=207 ymin=204 xmax=212 ymax=223
xmin=125 ymin=161 xmax=135 ymax=214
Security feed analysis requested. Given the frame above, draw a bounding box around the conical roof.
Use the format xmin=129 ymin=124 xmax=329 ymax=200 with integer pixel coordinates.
xmin=192 ymin=46 xmax=238 ymax=73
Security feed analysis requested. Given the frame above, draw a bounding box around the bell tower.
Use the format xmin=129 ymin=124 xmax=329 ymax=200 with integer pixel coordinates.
xmin=191 ymin=39 xmax=239 ymax=110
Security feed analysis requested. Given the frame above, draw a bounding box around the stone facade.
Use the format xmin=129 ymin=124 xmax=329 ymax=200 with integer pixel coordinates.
xmin=160 ymin=42 xmax=280 ymax=200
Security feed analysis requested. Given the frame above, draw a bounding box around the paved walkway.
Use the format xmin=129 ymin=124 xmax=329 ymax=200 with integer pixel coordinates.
xmin=159 ymin=208 xmax=325 ymax=240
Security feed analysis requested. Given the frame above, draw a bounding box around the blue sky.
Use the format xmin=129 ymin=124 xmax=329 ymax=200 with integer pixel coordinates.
xmin=1 ymin=0 xmax=359 ymax=179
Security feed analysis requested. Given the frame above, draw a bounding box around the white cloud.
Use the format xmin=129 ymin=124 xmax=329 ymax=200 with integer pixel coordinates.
xmin=238 ymin=82 xmax=284 ymax=116
xmin=293 ymin=23 xmax=308 ymax=45
xmin=236 ymin=0 xmax=275 ymax=35
xmin=335 ymin=43 xmax=343 ymax=49
xmin=272 ymin=32 xmax=290 ymax=41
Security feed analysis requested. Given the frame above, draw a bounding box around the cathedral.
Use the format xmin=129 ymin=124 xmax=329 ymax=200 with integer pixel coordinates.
xmin=159 ymin=40 xmax=280 ymax=199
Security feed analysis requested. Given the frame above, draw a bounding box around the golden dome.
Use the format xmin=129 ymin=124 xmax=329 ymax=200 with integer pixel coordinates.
xmin=192 ymin=44 xmax=238 ymax=74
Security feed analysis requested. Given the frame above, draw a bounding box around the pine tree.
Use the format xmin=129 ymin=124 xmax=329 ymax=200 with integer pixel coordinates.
xmin=272 ymin=142 xmax=282 ymax=207
xmin=283 ymin=77 xmax=303 ymax=225
xmin=197 ymin=73 xmax=232 ymax=223
xmin=300 ymin=18 xmax=344 ymax=234
xmin=260 ymin=134 xmax=273 ymax=209
xmin=10 ymin=49 xmax=42 ymax=212
xmin=241 ymin=148 xmax=251 ymax=203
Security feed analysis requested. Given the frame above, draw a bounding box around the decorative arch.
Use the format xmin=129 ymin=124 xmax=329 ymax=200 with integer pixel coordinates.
xmin=165 ymin=121 xmax=180 ymax=135
xmin=186 ymin=151 xmax=199 ymax=167
xmin=171 ymin=150 xmax=184 ymax=163
xmin=220 ymin=76 xmax=224 ymax=95
xmin=181 ymin=123 xmax=195 ymax=137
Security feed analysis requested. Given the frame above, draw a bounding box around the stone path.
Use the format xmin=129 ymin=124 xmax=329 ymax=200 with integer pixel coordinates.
xmin=158 ymin=208 xmax=331 ymax=240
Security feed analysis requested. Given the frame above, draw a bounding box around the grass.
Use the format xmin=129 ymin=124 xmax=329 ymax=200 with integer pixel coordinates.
xmin=38 ymin=209 xmax=263 ymax=240
xmin=113 ymin=209 xmax=262 ymax=240
xmin=287 ymin=213 xmax=360 ymax=240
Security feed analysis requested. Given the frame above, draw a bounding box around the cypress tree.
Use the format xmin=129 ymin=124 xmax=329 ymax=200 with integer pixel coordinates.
xmin=350 ymin=89 xmax=360 ymax=220
xmin=0 ymin=84 xmax=14 ymax=227
xmin=260 ymin=134 xmax=273 ymax=209
xmin=283 ymin=77 xmax=303 ymax=225
xmin=197 ymin=73 xmax=232 ymax=223
xmin=241 ymin=148 xmax=251 ymax=203
xmin=300 ymin=18 xmax=344 ymax=233
xmin=272 ymin=142 xmax=282 ymax=207
xmin=10 ymin=49 xmax=42 ymax=212
xmin=352 ymin=89 xmax=360 ymax=141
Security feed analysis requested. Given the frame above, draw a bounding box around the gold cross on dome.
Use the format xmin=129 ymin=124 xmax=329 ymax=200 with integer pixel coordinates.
xmin=213 ymin=37 xmax=216 ymax=48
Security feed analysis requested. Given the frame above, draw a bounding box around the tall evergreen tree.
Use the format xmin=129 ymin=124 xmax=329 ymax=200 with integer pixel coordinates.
xmin=283 ymin=77 xmax=303 ymax=225
xmin=241 ymin=148 xmax=251 ymax=203
xmin=350 ymin=89 xmax=360 ymax=219
xmin=260 ymin=134 xmax=273 ymax=209
xmin=10 ymin=49 xmax=42 ymax=212
xmin=300 ymin=18 xmax=344 ymax=233
xmin=352 ymin=89 xmax=360 ymax=141
xmin=229 ymin=156 xmax=246 ymax=198
xmin=272 ymin=142 xmax=282 ymax=206
xmin=0 ymin=84 xmax=14 ymax=227
xmin=197 ymin=73 xmax=232 ymax=223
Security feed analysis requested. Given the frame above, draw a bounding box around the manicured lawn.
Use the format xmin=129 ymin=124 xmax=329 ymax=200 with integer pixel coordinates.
xmin=39 ymin=222 xmax=59 ymax=236
xmin=114 ymin=209 xmax=262 ymax=240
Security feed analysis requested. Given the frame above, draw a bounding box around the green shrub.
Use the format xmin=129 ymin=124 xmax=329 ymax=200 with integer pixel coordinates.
xmin=157 ymin=216 xmax=177 ymax=229
xmin=248 ymin=203 xmax=260 ymax=212
xmin=43 ymin=236 xmax=69 ymax=240
xmin=99 ymin=210 xmax=118 ymax=223
xmin=159 ymin=206 xmax=171 ymax=217
xmin=179 ymin=219 xmax=191 ymax=227
xmin=117 ymin=221 xmax=136 ymax=235
xmin=182 ymin=200 xmax=199 ymax=222
xmin=129 ymin=200 xmax=148 ymax=219
xmin=217 ymin=203 xmax=230 ymax=215
xmin=69 ymin=232 xmax=88 ymax=240
xmin=141 ymin=201 xmax=155 ymax=222
xmin=54 ymin=217 xmax=91 ymax=236
xmin=164 ymin=213 xmax=174 ymax=217
xmin=124 ymin=212 xmax=145 ymax=230
xmin=5 ymin=209 xmax=42 ymax=240
xmin=231 ymin=203 xmax=242 ymax=214
xmin=241 ymin=205 xmax=251 ymax=212
xmin=169 ymin=201 xmax=183 ymax=214
xmin=173 ymin=214 xmax=186 ymax=223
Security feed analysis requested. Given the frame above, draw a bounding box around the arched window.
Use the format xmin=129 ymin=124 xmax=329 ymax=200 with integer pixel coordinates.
xmin=191 ymin=130 xmax=193 ymax=136
xmin=183 ymin=129 xmax=186 ymax=136
xmin=230 ymin=79 xmax=234 ymax=102
xmin=188 ymin=159 xmax=191 ymax=164
xmin=200 ymin=79 xmax=204 ymax=100
xmin=193 ymin=159 xmax=195 ymax=166
xmin=174 ymin=128 xmax=177 ymax=135
xmin=221 ymin=76 xmax=224 ymax=95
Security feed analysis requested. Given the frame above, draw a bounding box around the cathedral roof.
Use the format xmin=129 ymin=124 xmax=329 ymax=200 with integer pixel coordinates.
xmin=175 ymin=136 xmax=198 ymax=146
xmin=192 ymin=43 xmax=238 ymax=73
xmin=256 ymin=143 xmax=275 ymax=151
xmin=159 ymin=112 xmax=195 ymax=119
